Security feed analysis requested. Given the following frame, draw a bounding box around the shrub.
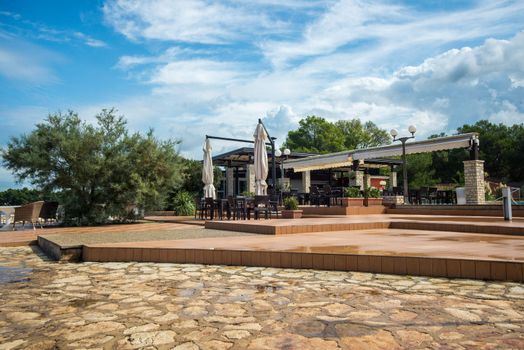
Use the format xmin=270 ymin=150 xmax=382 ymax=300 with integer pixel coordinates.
xmin=172 ymin=191 xmax=195 ymax=216
xmin=344 ymin=187 xmax=362 ymax=198
xmin=283 ymin=196 xmax=299 ymax=210
xmin=364 ymin=186 xmax=381 ymax=198
xmin=241 ymin=191 xmax=255 ymax=197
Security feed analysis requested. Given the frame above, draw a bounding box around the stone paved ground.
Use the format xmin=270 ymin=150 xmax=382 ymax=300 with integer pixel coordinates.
xmin=0 ymin=247 xmax=523 ymax=350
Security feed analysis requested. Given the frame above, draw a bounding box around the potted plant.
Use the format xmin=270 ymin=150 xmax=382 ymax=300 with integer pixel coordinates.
xmin=341 ymin=187 xmax=364 ymax=207
xmin=281 ymin=196 xmax=303 ymax=219
xmin=364 ymin=186 xmax=383 ymax=206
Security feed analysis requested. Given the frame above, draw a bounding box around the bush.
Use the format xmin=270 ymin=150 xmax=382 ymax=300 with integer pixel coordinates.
xmin=344 ymin=187 xmax=362 ymax=198
xmin=283 ymin=196 xmax=299 ymax=210
xmin=172 ymin=191 xmax=196 ymax=216
xmin=241 ymin=191 xmax=255 ymax=197
xmin=364 ymin=186 xmax=381 ymax=198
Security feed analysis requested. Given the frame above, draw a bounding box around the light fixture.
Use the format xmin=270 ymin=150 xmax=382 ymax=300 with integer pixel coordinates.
xmin=390 ymin=129 xmax=398 ymax=138
xmin=391 ymin=125 xmax=417 ymax=203
xmin=283 ymin=148 xmax=291 ymax=156
xmin=275 ymin=149 xmax=282 ymax=157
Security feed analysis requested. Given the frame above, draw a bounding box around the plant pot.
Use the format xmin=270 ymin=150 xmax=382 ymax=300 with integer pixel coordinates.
xmin=367 ymin=198 xmax=383 ymax=206
xmin=281 ymin=209 xmax=303 ymax=219
xmin=340 ymin=197 xmax=364 ymax=207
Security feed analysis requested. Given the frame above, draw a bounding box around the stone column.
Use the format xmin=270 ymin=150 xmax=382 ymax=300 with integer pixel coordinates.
xmin=389 ymin=171 xmax=397 ymax=190
xmin=463 ymin=160 xmax=485 ymax=204
xmin=226 ymin=168 xmax=234 ymax=196
xmin=364 ymin=172 xmax=371 ymax=189
xmin=246 ymin=164 xmax=256 ymax=194
xmin=349 ymin=170 xmax=364 ymax=190
xmin=301 ymin=171 xmax=311 ymax=193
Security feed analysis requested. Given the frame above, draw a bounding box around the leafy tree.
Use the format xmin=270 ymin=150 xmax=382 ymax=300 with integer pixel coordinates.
xmin=335 ymin=119 xmax=391 ymax=149
xmin=166 ymin=159 xmax=223 ymax=209
xmin=2 ymin=109 xmax=184 ymax=225
xmin=0 ymin=188 xmax=43 ymax=205
xmin=398 ymin=153 xmax=439 ymax=189
xmin=284 ymin=116 xmax=345 ymax=153
xmin=458 ymin=120 xmax=524 ymax=182
xmin=284 ymin=116 xmax=390 ymax=154
xmin=177 ymin=159 xmax=223 ymax=196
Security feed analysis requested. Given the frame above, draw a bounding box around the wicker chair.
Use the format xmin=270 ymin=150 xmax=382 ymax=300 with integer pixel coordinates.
xmin=12 ymin=201 xmax=45 ymax=230
xmin=40 ymin=201 xmax=59 ymax=224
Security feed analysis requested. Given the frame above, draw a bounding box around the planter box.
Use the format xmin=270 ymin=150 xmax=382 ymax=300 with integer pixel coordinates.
xmin=281 ymin=210 xmax=303 ymax=219
xmin=366 ymin=198 xmax=383 ymax=206
xmin=340 ymin=198 xmax=364 ymax=207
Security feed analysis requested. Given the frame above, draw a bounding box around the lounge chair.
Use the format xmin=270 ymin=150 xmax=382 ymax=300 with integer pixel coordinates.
xmin=40 ymin=201 xmax=59 ymax=225
xmin=12 ymin=201 xmax=45 ymax=230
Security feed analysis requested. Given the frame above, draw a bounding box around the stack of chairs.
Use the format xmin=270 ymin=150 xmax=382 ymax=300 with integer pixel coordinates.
xmin=12 ymin=201 xmax=59 ymax=230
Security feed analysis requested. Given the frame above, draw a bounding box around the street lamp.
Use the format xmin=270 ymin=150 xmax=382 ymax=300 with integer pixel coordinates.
xmin=275 ymin=148 xmax=290 ymax=190
xmin=390 ymin=125 xmax=416 ymax=203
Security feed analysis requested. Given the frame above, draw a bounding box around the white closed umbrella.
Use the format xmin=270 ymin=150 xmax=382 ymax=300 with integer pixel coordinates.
xmin=202 ymin=138 xmax=216 ymax=199
xmin=253 ymin=123 xmax=269 ymax=195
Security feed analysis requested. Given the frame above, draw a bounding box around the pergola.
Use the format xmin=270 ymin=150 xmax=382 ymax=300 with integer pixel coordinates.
xmin=283 ymin=133 xmax=484 ymax=204
xmin=213 ymin=147 xmax=403 ymax=197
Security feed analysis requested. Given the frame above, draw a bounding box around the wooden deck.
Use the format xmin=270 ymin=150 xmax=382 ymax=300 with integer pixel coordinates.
xmin=0 ymin=222 xmax=194 ymax=247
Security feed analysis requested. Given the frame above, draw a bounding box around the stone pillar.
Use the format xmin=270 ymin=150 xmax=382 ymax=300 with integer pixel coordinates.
xmin=364 ymin=172 xmax=371 ymax=189
xmin=226 ymin=168 xmax=234 ymax=196
xmin=246 ymin=164 xmax=256 ymax=194
xmin=301 ymin=171 xmax=311 ymax=193
xmin=389 ymin=171 xmax=397 ymax=190
xmin=349 ymin=171 xmax=364 ymax=190
xmin=463 ymin=160 xmax=485 ymax=204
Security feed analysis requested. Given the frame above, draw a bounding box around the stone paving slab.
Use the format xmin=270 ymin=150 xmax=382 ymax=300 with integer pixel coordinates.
xmin=0 ymin=246 xmax=523 ymax=349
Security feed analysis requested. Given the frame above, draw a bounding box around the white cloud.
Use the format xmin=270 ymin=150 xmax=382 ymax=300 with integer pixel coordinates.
xmin=261 ymin=0 xmax=524 ymax=68
xmin=103 ymin=0 xmax=290 ymax=44
xmin=73 ymin=32 xmax=108 ymax=48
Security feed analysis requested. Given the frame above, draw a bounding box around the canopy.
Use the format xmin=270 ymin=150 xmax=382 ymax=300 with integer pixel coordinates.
xmin=202 ymin=138 xmax=216 ymax=199
xmin=284 ymin=133 xmax=479 ymax=172
xmin=253 ymin=123 xmax=269 ymax=195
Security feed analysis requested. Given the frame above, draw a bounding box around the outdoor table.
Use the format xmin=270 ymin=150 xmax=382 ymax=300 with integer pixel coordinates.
xmin=0 ymin=206 xmax=19 ymax=231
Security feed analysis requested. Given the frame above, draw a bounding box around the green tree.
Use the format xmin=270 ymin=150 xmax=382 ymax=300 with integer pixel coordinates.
xmin=458 ymin=120 xmax=524 ymax=182
xmin=2 ymin=109 xmax=184 ymax=225
xmin=335 ymin=119 xmax=391 ymax=149
xmin=398 ymin=153 xmax=439 ymax=189
xmin=284 ymin=116 xmax=345 ymax=153
xmin=284 ymin=116 xmax=390 ymax=154
xmin=0 ymin=188 xmax=42 ymax=205
xmin=166 ymin=159 xmax=223 ymax=210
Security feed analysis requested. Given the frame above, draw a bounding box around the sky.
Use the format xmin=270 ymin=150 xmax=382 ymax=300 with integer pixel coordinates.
xmin=0 ymin=0 xmax=524 ymax=190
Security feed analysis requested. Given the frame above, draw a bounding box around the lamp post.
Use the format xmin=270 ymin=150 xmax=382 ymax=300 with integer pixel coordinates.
xmin=390 ymin=125 xmax=417 ymax=203
xmin=275 ymin=148 xmax=291 ymax=190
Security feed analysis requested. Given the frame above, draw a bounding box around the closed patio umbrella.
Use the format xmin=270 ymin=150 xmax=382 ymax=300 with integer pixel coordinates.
xmin=202 ymin=138 xmax=216 ymax=199
xmin=253 ymin=123 xmax=269 ymax=195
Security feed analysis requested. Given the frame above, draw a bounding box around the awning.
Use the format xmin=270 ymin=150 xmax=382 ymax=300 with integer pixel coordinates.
xmin=284 ymin=133 xmax=479 ymax=172
xmin=282 ymin=151 xmax=353 ymax=172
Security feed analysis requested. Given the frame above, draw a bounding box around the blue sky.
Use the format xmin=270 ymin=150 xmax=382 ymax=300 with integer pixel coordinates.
xmin=1 ymin=0 xmax=524 ymax=189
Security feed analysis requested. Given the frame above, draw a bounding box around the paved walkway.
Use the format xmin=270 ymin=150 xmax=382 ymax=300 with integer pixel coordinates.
xmin=0 ymin=247 xmax=523 ymax=349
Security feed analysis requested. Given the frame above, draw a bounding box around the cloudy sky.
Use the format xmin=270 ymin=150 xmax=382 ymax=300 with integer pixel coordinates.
xmin=1 ymin=0 xmax=524 ymax=189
